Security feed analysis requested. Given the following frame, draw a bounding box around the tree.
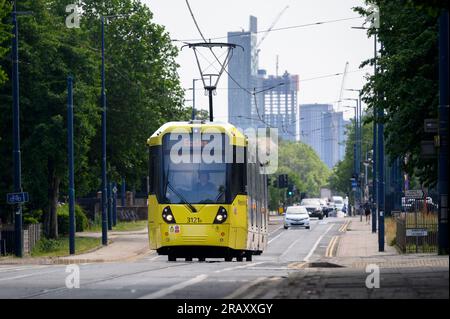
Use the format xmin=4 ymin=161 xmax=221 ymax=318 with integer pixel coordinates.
xmin=81 ymin=0 xmax=186 ymax=189
xmin=355 ymin=0 xmax=443 ymax=187
xmin=328 ymin=118 xmax=373 ymax=205
xmin=268 ymin=141 xmax=331 ymax=210
xmin=0 ymin=0 xmax=11 ymax=86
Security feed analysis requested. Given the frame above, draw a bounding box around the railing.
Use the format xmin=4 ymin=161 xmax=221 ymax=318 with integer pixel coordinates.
xmin=0 ymin=223 xmax=42 ymax=256
xmin=395 ymin=201 xmax=438 ymax=253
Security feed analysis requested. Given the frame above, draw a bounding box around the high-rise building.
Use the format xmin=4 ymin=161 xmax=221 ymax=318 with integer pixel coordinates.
xmin=227 ymin=16 xmax=259 ymax=130
xmin=256 ymin=70 xmax=299 ymax=141
xmin=300 ymin=104 xmax=348 ymax=168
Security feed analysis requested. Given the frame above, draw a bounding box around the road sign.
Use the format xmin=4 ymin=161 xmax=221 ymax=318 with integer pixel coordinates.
xmin=6 ymin=192 xmax=29 ymax=205
xmin=405 ymin=190 xmax=424 ymax=199
xmin=406 ymin=229 xmax=428 ymax=237
xmin=112 ymin=186 xmax=118 ymax=194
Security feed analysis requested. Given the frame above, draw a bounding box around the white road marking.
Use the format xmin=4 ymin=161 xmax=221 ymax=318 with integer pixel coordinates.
xmin=0 ymin=266 xmax=45 ymax=273
xmin=139 ymin=274 xmax=208 ymax=299
xmin=0 ymin=269 xmax=61 ymax=282
xmin=279 ymin=237 xmax=303 ymax=260
xmin=214 ymin=262 xmax=265 ymax=273
xmin=224 ymin=277 xmax=267 ymax=299
xmin=268 ymin=232 xmax=284 ymax=245
xmin=268 ymin=225 xmax=283 ymax=236
xmin=303 ymin=224 xmax=334 ymax=262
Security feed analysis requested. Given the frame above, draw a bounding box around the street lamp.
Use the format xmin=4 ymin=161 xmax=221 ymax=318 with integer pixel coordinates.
xmin=100 ymin=14 xmax=129 ymax=246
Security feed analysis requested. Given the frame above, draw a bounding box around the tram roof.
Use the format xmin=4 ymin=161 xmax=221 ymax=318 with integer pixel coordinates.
xmin=147 ymin=121 xmax=247 ymax=147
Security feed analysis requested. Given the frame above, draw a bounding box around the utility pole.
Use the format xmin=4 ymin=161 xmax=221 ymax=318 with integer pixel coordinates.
xmin=100 ymin=15 xmax=108 ymax=245
xmin=11 ymin=3 xmax=31 ymax=257
xmin=67 ymin=76 xmax=75 ymax=255
xmin=372 ymin=34 xmax=378 ymax=234
xmin=438 ymin=10 xmax=449 ymax=255
xmin=377 ymin=41 xmax=385 ymax=252
xmin=121 ymin=177 xmax=126 ymax=207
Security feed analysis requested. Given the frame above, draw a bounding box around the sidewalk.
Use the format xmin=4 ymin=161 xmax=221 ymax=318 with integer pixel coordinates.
xmin=330 ymin=216 xmax=449 ymax=269
xmin=0 ymin=228 xmax=151 ymax=265
xmin=248 ymin=216 xmax=449 ymax=299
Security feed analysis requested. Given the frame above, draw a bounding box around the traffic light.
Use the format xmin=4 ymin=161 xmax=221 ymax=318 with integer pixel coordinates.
xmin=287 ymin=184 xmax=294 ymax=197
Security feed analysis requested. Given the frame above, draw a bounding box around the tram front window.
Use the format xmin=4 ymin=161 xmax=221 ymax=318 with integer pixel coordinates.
xmin=163 ymin=162 xmax=227 ymax=204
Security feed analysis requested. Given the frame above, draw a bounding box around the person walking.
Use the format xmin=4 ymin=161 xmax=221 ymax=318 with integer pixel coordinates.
xmin=364 ymin=202 xmax=371 ymax=224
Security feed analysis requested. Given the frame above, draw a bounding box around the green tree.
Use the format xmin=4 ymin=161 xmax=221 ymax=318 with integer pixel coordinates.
xmin=355 ymin=0 xmax=445 ymax=187
xmin=81 ymin=0 xmax=185 ymax=189
xmin=328 ymin=117 xmax=373 ymax=204
xmin=0 ymin=0 xmax=11 ymax=86
xmin=268 ymin=141 xmax=331 ymax=210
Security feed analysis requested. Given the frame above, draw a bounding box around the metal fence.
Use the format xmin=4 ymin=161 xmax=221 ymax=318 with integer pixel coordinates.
xmin=395 ymin=200 xmax=438 ymax=253
xmin=0 ymin=223 xmax=42 ymax=256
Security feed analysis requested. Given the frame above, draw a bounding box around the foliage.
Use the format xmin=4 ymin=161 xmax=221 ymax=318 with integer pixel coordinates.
xmin=328 ymin=118 xmax=373 ymax=204
xmin=268 ymin=141 xmax=331 ymax=210
xmin=57 ymin=204 xmax=89 ymax=235
xmin=31 ymin=236 xmax=100 ymax=257
xmin=354 ymin=0 xmax=442 ymax=187
xmin=0 ymin=0 xmax=11 ymax=86
xmin=0 ymin=0 xmax=186 ymax=235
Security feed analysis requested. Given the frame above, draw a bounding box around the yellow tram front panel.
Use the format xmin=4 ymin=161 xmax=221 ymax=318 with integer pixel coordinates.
xmin=148 ymin=195 xmax=249 ymax=250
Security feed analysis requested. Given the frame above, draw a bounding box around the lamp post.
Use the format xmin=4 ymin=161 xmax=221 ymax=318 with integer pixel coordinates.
xmin=100 ymin=14 xmax=129 ymax=245
xmin=343 ymin=105 xmax=358 ymax=216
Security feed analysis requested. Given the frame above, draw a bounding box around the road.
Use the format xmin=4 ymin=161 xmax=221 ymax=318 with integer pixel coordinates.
xmin=0 ymin=216 xmax=347 ymax=299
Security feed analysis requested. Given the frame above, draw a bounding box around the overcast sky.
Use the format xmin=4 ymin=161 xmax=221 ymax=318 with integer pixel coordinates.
xmin=141 ymin=0 xmax=374 ymax=121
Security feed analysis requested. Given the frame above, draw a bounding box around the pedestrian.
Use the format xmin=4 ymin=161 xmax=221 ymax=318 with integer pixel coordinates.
xmin=364 ymin=202 xmax=371 ymax=224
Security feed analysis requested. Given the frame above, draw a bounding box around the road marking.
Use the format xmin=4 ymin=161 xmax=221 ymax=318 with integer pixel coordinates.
xmin=0 ymin=266 xmax=46 ymax=273
xmin=0 ymin=269 xmax=60 ymax=282
xmin=224 ymin=277 xmax=267 ymax=299
xmin=268 ymin=225 xmax=283 ymax=236
xmin=303 ymin=224 xmax=334 ymax=262
xmin=288 ymin=262 xmax=307 ymax=269
xmin=339 ymin=220 xmax=350 ymax=232
xmin=268 ymin=232 xmax=284 ymax=245
xmin=214 ymin=262 xmax=265 ymax=273
xmin=325 ymin=236 xmax=339 ymax=257
xmin=279 ymin=237 xmax=303 ymax=260
xmin=139 ymin=274 xmax=208 ymax=299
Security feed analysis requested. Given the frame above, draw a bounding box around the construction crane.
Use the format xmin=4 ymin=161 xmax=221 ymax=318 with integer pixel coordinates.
xmin=252 ymin=6 xmax=290 ymax=72
xmin=337 ymin=62 xmax=349 ymax=112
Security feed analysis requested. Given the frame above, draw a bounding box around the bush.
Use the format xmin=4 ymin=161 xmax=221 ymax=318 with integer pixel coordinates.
xmin=57 ymin=204 xmax=89 ymax=235
xmin=23 ymin=209 xmax=43 ymax=225
xmin=34 ymin=238 xmax=62 ymax=253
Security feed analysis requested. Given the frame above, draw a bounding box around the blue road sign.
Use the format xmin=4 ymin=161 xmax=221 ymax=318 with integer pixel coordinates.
xmin=7 ymin=192 xmax=29 ymax=205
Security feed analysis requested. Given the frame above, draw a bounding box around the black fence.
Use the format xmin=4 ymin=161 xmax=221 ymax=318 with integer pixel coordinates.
xmin=0 ymin=223 xmax=42 ymax=256
xmin=395 ymin=200 xmax=438 ymax=253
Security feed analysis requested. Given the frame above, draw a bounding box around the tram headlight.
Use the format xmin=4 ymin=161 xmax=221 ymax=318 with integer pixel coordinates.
xmin=214 ymin=207 xmax=228 ymax=224
xmin=162 ymin=207 xmax=176 ymax=224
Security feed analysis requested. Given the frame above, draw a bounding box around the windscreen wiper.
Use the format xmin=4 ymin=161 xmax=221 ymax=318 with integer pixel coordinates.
xmin=167 ymin=181 xmax=197 ymax=213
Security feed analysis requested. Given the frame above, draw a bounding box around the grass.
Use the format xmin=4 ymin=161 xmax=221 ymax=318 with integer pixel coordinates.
xmin=385 ymin=217 xmax=397 ymax=246
xmin=86 ymin=220 xmax=147 ymax=233
xmin=31 ymin=237 xmax=101 ymax=258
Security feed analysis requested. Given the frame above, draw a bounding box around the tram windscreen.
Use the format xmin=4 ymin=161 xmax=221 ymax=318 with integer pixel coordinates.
xmin=162 ymin=133 xmax=229 ymax=205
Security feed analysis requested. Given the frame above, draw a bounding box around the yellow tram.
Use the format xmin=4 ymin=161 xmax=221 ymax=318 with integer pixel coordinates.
xmin=147 ymin=121 xmax=269 ymax=262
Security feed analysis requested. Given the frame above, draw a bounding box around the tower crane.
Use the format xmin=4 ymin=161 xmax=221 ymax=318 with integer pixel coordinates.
xmin=337 ymin=62 xmax=349 ymax=112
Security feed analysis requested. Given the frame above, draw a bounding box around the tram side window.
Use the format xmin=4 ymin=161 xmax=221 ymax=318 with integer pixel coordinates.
xmin=149 ymin=147 xmax=160 ymax=195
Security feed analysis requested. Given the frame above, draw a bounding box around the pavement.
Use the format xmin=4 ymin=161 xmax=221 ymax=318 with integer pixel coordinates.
xmin=0 ymin=229 xmax=151 ymax=265
xmin=247 ymin=216 xmax=449 ymax=299
xmin=0 ymin=215 xmax=448 ymax=299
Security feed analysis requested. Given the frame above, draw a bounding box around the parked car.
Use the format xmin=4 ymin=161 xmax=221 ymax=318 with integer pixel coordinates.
xmin=284 ymin=206 xmax=310 ymax=229
xmin=300 ymin=198 xmax=324 ymax=220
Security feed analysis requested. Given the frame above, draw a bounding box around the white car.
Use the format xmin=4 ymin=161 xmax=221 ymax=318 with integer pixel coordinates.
xmin=284 ymin=206 xmax=310 ymax=229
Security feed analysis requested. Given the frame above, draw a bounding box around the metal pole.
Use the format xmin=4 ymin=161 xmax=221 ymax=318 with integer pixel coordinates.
xmin=121 ymin=177 xmax=126 ymax=207
xmin=101 ymin=16 xmax=108 ymax=246
xmin=68 ymin=76 xmax=75 ymax=255
xmin=192 ymin=79 xmax=196 ymax=120
xmin=112 ymin=182 xmax=117 ymax=227
xmin=12 ymin=3 xmax=23 ymax=258
xmin=377 ymin=41 xmax=385 ymax=252
xmin=372 ymin=33 xmax=378 ymax=234
xmin=107 ymin=183 xmax=112 ymax=230
xmin=208 ymin=88 xmax=214 ymax=122
xmin=438 ymin=10 xmax=449 ymax=255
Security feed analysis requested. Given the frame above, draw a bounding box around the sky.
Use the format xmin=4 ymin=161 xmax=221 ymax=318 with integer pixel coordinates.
xmin=141 ymin=0 xmax=374 ymax=122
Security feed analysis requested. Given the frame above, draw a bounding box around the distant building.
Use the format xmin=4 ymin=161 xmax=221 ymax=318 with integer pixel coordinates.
xmin=300 ymin=104 xmax=348 ymax=168
xmin=256 ymin=71 xmax=299 ymax=141
xmin=228 ymin=16 xmax=259 ymax=130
